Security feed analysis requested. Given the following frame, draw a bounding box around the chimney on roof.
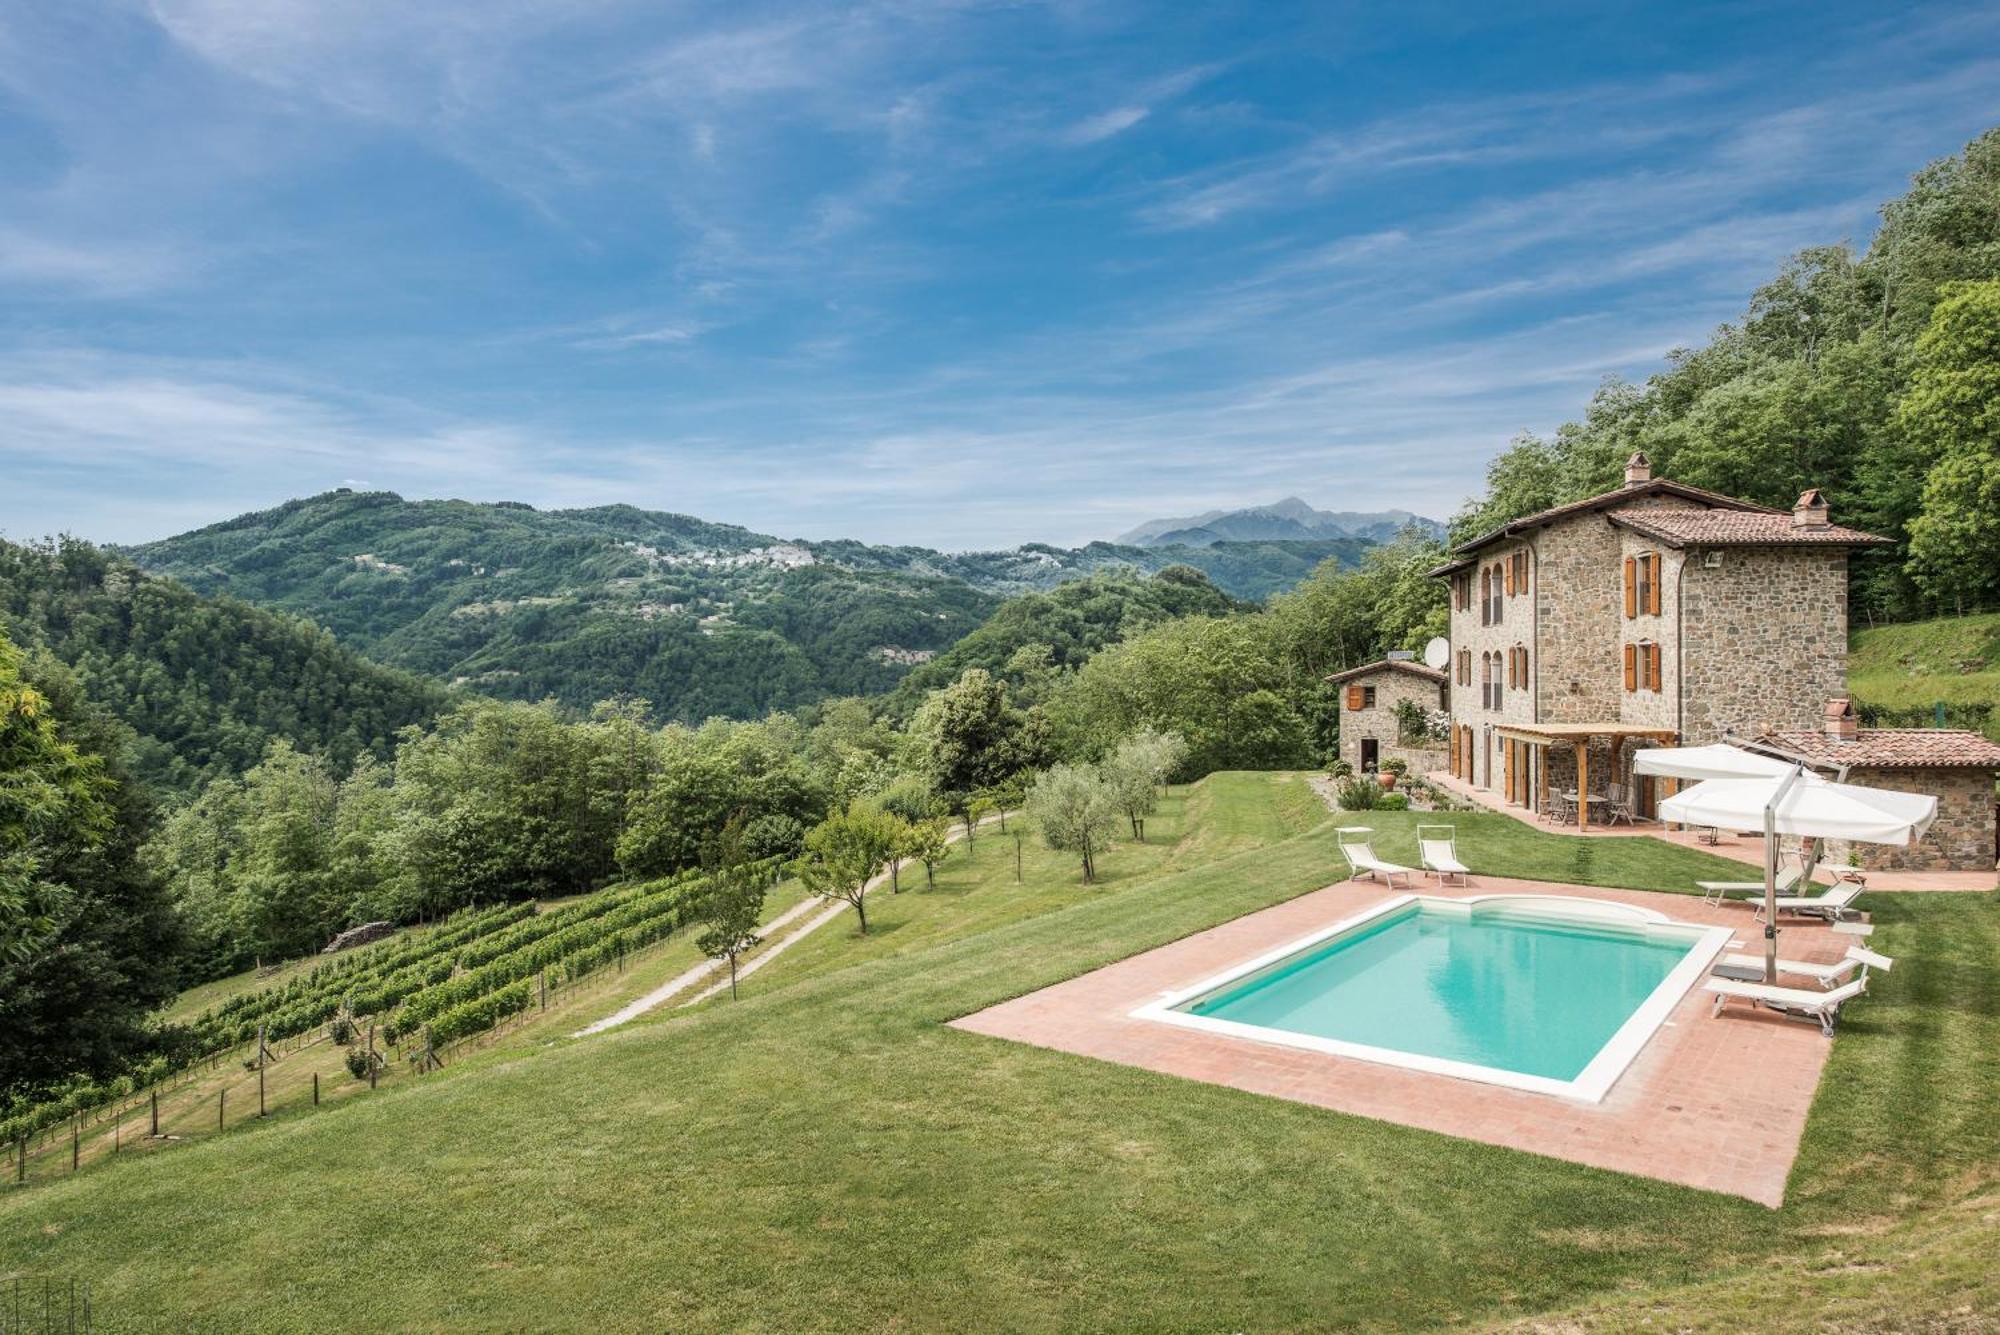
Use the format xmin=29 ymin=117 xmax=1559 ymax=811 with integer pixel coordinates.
xmin=1623 ymin=451 xmax=1652 ymax=486
xmin=1824 ymin=697 xmax=1857 ymax=742
xmin=1793 ymin=487 xmax=1830 ymax=529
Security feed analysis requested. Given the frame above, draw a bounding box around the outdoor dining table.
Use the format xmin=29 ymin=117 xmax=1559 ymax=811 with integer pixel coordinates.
xmin=1561 ymin=790 xmax=1605 ymax=827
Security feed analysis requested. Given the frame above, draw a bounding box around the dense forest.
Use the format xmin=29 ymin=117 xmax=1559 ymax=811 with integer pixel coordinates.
xmin=1453 ymin=127 xmax=2000 ymax=622
xmin=123 ymin=490 xmax=1376 ymax=717
xmin=0 ymin=538 xmax=448 ymax=795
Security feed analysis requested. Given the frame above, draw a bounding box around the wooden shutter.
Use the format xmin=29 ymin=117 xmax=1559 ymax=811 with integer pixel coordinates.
xmin=1623 ymin=557 xmax=1637 ymax=618
xmin=1346 ymin=684 xmax=1365 ymax=710
xmin=1623 ymin=643 xmax=1637 ymax=691
xmin=1646 ymin=553 xmax=1661 ymax=615
xmin=1648 ymin=642 xmax=1663 ymax=691
xmin=1504 ymin=558 xmax=1515 ymax=596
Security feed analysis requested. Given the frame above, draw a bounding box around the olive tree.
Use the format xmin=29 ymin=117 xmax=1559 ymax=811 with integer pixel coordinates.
xmin=1026 ymin=764 xmax=1119 ymax=883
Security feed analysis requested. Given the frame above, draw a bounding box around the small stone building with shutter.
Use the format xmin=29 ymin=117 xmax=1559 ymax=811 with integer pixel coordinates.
xmin=1760 ymin=702 xmax=2000 ymax=872
xmin=1325 ymin=657 xmax=1448 ymax=776
xmin=1429 ymin=453 xmax=1891 ymax=828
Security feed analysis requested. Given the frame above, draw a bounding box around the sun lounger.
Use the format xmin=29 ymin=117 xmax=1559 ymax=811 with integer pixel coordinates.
xmin=1705 ymin=964 xmax=1877 ymax=1036
xmin=1718 ymin=946 xmax=1893 ymax=990
xmin=1696 ymin=865 xmax=1803 ymax=905
xmin=1416 ymin=825 xmax=1468 ymax=886
xmin=1336 ymin=827 xmax=1413 ymax=887
xmin=1756 ymin=883 xmax=1864 ymax=923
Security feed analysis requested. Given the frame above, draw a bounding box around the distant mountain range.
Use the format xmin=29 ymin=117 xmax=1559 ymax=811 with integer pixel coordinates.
xmin=1116 ymin=498 xmax=1443 ymax=548
xmin=121 ymin=490 xmax=1378 ymax=720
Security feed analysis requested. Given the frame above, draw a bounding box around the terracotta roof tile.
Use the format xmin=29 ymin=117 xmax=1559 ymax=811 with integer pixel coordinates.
xmin=1323 ymin=658 xmax=1447 ymax=685
xmin=1759 ymin=729 xmax=2000 ymax=770
xmin=1441 ymin=478 xmax=1779 ymax=563
xmin=1610 ymin=508 xmax=1889 ymax=548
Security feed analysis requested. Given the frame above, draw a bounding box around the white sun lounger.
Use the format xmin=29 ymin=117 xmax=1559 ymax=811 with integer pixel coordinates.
xmin=1704 ymin=954 xmax=1884 ymax=1036
xmin=1336 ymin=827 xmax=1412 ymax=887
xmin=1718 ymin=946 xmax=1893 ymax=990
xmin=1416 ymin=825 xmax=1468 ymax=886
xmin=1756 ymin=883 xmax=1864 ymax=923
xmin=1696 ymin=865 xmax=1802 ymax=906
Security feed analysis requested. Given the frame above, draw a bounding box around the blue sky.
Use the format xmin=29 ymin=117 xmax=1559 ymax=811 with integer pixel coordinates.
xmin=2 ymin=2 xmax=1996 ymax=550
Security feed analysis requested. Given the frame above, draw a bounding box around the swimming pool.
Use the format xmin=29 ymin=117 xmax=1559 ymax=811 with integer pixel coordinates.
xmin=1131 ymin=895 xmax=1731 ymax=1102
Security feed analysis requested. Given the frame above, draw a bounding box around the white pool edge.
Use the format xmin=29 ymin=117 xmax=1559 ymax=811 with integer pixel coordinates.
xmin=1128 ymin=893 xmax=1733 ymax=1104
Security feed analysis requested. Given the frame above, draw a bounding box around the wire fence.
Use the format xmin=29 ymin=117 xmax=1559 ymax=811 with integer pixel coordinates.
xmin=4 ymin=925 xmax=699 ymax=1191
xmin=0 ymin=1276 xmax=91 ymax=1333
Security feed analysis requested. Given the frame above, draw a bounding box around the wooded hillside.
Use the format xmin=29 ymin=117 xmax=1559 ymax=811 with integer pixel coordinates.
xmin=1451 ymin=128 xmax=2000 ymax=622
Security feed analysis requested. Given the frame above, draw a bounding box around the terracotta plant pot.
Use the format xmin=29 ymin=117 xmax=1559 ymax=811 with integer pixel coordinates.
xmin=1379 ymin=772 xmax=1398 ymax=790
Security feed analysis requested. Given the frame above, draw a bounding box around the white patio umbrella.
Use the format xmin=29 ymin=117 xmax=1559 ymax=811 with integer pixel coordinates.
xmin=1631 ymin=742 xmax=1800 ymax=782
xmin=1661 ymin=770 xmax=1937 ymax=980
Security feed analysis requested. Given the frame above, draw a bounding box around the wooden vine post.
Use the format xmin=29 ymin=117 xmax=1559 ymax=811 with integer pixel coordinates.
xmin=367 ymin=1023 xmax=378 ymax=1089
xmin=218 ymin=1089 xmax=225 ymax=1131
xmin=257 ymin=1023 xmax=268 ymax=1118
xmin=150 ymin=1089 xmax=159 ymax=1137
xmin=70 ymin=1120 xmax=78 ymax=1172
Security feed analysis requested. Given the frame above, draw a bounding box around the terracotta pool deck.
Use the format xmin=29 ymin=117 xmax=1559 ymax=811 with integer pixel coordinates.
xmin=1426 ymin=771 xmax=1995 ymax=892
xmin=952 ymin=875 xmax=1855 ymax=1207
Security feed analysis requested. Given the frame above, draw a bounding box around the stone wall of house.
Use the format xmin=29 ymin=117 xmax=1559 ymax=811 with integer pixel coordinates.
xmin=1679 ymin=548 xmax=1849 ymax=745
xmin=1444 ymin=539 xmax=1535 ymax=789
xmin=1337 ymin=669 xmax=1448 ymax=776
xmin=1617 ymin=529 xmax=1682 ymax=730
xmin=1837 ymin=768 xmax=1998 ymax=872
xmin=1531 ymin=518 xmax=1621 ymax=727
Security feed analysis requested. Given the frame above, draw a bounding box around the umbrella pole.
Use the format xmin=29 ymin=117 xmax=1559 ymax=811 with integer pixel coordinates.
xmin=1764 ymin=764 xmax=1807 ymax=984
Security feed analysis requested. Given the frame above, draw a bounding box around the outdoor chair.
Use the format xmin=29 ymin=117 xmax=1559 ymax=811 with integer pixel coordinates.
xmin=1756 ymin=883 xmax=1864 ymax=923
xmin=1696 ymin=864 xmax=1804 ymax=906
xmin=1717 ymin=946 xmax=1893 ymax=990
xmin=1336 ymin=827 xmax=1413 ymax=887
xmin=1416 ymin=825 xmax=1468 ymax=886
xmin=1602 ymin=781 xmax=1637 ymax=826
xmin=1546 ymin=793 xmax=1576 ymax=826
xmin=1704 ymin=950 xmax=1889 ymax=1036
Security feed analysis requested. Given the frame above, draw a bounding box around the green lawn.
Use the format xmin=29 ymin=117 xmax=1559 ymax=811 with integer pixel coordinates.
xmin=4 ymin=773 xmax=1995 ymax=1331
xmin=1849 ymin=611 xmax=2000 ymax=740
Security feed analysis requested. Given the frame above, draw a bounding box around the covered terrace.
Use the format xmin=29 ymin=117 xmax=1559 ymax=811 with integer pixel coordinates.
xmin=1490 ymin=722 xmax=1679 ymax=831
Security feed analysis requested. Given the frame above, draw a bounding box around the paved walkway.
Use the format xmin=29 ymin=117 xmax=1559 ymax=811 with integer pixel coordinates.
xmin=954 ymin=874 xmax=1853 ymax=1207
xmin=574 ymin=813 xmax=1010 ymax=1035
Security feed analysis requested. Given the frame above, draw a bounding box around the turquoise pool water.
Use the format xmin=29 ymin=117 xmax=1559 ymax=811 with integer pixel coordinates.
xmin=1178 ymin=902 xmax=1698 ymax=1082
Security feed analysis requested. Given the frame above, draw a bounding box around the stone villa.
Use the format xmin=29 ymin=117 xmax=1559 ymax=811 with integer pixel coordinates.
xmin=1424 ymin=452 xmax=1999 ymax=871
xmin=1326 ymin=655 xmax=1448 ymax=777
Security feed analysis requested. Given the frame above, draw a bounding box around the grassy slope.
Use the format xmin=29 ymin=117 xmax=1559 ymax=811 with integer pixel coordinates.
xmin=3 ymin=775 xmax=1995 ymax=1331
xmin=1848 ymin=611 xmax=2000 ymax=740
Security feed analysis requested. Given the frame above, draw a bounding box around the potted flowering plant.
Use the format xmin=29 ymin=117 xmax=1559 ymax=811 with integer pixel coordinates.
xmin=1379 ymin=757 xmax=1409 ymax=790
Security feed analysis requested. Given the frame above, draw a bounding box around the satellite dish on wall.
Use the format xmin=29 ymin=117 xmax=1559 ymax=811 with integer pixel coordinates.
xmin=1422 ymin=636 xmax=1450 ymax=671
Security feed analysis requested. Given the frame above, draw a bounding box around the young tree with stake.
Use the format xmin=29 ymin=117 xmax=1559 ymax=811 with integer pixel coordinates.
xmin=696 ymin=820 xmax=767 ymax=999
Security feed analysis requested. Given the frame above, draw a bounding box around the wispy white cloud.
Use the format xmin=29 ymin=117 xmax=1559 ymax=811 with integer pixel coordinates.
xmin=0 ymin=229 xmax=192 ymax=296
xmin=1062 ymin=105 xmax=1149 ymax=145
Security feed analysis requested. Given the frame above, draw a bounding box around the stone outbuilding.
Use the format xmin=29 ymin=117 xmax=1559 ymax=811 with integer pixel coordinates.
xmin=1760 ymin=700 xmax=2000 ymax=872
xmin=1326 ymin=655 xmax=1448 ymax=776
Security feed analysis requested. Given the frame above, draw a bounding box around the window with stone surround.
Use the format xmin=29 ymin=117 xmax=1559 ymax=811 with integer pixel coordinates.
xmin=1624 ymin=552 xmax=1662 ymax=618
xmin=1623 ymin=640 xmax=1663 ymax=692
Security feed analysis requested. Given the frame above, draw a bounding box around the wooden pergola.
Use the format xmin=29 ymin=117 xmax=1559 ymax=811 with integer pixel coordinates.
xmin=1492 ymin=722 xmax=1679 ymax=830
